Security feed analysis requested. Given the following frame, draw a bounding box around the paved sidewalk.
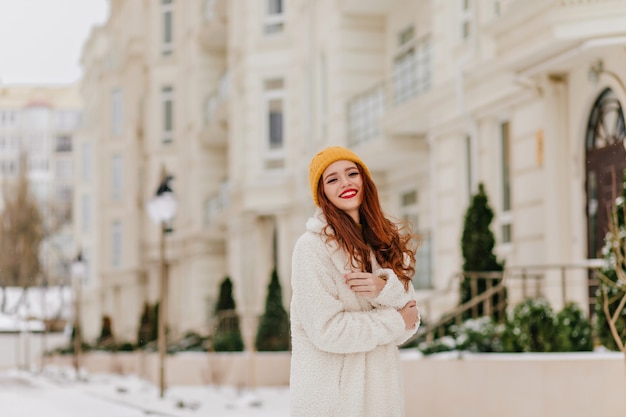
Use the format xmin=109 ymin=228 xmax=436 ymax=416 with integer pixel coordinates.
xmin=1 ymin=368 xmax=290 ymax=417
xmin=0 ymin=370 xmax=146 ymax=417
xmin=81 ymin=373 xmax=290 ymax=417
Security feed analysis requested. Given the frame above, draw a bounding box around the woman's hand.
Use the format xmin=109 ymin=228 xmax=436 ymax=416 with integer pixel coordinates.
xmin=398 ymin=300 xmax=419 ymax=330
xmin=344 ymin=271 xmax=387 ymax=298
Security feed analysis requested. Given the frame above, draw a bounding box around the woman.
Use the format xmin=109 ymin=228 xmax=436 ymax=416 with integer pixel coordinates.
xmin=290 ymin=146 xmax=420 ymax=417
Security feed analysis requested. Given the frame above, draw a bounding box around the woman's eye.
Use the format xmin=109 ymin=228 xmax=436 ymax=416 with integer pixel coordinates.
xmin=326 ymin=178 xmax=337 ymax=184
xmin=348 ymin=171 xmax=358 ymax=177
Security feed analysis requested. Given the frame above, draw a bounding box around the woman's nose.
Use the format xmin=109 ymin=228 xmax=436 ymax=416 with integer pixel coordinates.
xmin=338 ymin=175 xmax=351 ymax=187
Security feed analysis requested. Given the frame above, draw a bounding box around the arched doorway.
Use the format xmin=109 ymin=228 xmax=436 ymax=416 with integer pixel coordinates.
xmin=585 ymin=87 xmax=626 ymax=260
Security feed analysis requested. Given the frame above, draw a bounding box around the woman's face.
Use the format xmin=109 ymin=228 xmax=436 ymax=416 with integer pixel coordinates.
xmin=321 ymin=160 xmax=363 ymax=223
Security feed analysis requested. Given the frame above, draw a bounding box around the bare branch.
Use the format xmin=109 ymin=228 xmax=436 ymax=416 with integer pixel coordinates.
xmin=602 ymin=287 xmax=625 ymax=352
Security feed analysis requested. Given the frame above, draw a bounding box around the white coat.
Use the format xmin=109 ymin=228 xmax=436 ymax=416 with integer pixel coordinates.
xmin=289 ymin=209 xmax=419 ymax=417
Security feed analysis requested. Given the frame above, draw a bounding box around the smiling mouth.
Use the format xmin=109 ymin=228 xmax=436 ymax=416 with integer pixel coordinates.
xmin=340 ymin=190 xmax=357 ymax=199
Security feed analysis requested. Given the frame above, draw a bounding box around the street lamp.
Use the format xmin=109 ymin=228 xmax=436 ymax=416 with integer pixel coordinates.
xmin=71 ymin=250 xmax=86 ymax=380
xmin=146 ymin=174 xmax=177 ymax=398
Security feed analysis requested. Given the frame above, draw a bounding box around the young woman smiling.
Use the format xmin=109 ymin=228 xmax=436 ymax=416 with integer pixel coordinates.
xmin=289 ymin=146 xmax=420 ymax=417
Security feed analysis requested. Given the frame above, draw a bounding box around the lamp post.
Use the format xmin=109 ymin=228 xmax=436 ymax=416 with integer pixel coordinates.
xmin=71 ymin=251 xmax=86 ymax=380
xmin=146 ymin=174 xmax=177 ymax=398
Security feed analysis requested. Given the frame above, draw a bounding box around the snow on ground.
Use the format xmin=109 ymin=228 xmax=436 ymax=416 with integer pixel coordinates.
xmin=3 ymin=366 xmax=290 ymax=417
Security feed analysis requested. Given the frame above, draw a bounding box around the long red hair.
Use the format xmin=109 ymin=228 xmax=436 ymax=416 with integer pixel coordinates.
xmin=317 ymin=163 xmax=417 ymax=291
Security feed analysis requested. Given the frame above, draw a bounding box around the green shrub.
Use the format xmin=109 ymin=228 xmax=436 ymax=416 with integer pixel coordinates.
xmin=418 ymin=336 xmax=457 ymax=355
xmin=117 ymin=341 xmax=135 ymax=352
xmin=554 ymin=302 xmax=593 ymax=352
xmin=417 ymin=298 xmax=597 ymax=355
xmin=168 ymin=331 xmax=209 ymax=353
xmin=212 ymin=330 xmax=244 ymax=352
xmin=450 ymin=317 xmax=503 ymax=353
xmin=501 ymin=298 xmax=557 ymax=352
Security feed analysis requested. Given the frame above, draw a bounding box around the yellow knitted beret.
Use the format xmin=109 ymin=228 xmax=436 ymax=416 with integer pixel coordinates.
xmin=308 ymin=146 xmax=371 ymax=206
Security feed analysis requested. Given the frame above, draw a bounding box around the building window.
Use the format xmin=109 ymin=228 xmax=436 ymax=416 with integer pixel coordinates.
xmin=393 ymin=25 xmax=431 ymax=105
xmin=112 ymin=220 xmax=122 ymax=267
xmin=162 ymin=86 xmax=174 ymax=144
xmin=112 ymin=89 xmax=123 ymax=136
xmin=82 ymin=142 xmax=92 ymax=181
xmin=264 ymin=79 xmax=285 ymax=169
xmin=81 ymin=248 xmax=92 ymax=287
xmin=56 ymin=185 xmax=72 ymax=203
xmin=319 ymin=52 xmax=328 ymax=141
xmin=28 ymin=157 xmax=49 ymax=172
xmin=54 ymin=110 xmax=81 ymax=131
xmin=500 ymin=121 xmax=512 ymax=244
xmin=460 ymin=0 xmax=473 ymax=41
xmin=264 ymin=0 xmax=284 ymax=35
xmin=204 ymin=0 xmax=216 ymax=20
xmin=162 ymin=0 xmax=174 ymax=55
xmin=0 ymin=110 xmax=18 ymax=127
xmin=55 ymin=136 xmax=72 ymax=152
xmin=399 ymin=189 xmax=432 ymax=289
xmin=82 ymin=194 xmax=91 ymax=234
xmin=465 ymin=134 xmax=473 ymax=201
xmin=56 ymin=159 xmax=73 ymax=180
xmin=112 ymin=154 xmax=123 ymax=201
xmin=347 ymin=83 xmax=385 ymax=146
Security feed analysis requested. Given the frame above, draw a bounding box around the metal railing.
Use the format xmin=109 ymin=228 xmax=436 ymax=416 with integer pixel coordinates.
xmin=407 ymin=261 xmax=605 ymax=345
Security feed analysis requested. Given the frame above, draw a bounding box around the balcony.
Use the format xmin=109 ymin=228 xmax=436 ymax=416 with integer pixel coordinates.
xmin=340 ymin=0 xmax=394 ymax=15
xmin=346 ymin=80 xmax=429 ymax=171
xmin=199 ymin=0 xmax=227 ymax=52
xmin=200 ymin=72 xmax=229 ymax=148
xmin=483 ymin=0 xmax=626 ymax=73
xmin=346 ymin=38 xmax=432 ymax=166
xmin=204 ymin=180 xmax=229 ymax=233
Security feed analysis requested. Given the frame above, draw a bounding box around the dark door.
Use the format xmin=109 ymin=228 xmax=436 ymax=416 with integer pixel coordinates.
xmin=586 ymin=142 xmax=626 ymax=258
xmin=585 ymin=88 xmax=626 ymax=314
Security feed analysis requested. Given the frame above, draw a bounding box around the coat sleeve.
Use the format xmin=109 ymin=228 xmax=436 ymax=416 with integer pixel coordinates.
xmin=372 ymin=268 xmax=414 ymax=310
xmin=291 ymin=234 xmax=407 ymax=354
xmin=393 ymin=283 xmax=420 ymax=345
xmin=371 ymin=268 xmax=420 ymax=345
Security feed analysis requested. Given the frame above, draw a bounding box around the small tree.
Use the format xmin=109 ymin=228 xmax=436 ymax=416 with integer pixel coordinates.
xmin=460 ymin=183 xmax=505 ymax=318
xmin=255 ymin=268 xmax=290 ymax=351
xmin=595 ymin=190 xmax=626 ymax=354
xmin=0 ymin=153 xmax=44 ymax=311
xmin=212 ymin=276 xmax=244 ymax=352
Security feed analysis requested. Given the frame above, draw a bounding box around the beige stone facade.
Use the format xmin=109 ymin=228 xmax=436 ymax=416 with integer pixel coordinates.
xmin=77 ymin=0 xmax=626 ymax=344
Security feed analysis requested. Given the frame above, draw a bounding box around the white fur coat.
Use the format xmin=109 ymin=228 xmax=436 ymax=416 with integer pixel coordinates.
xmin=289 ymin=209 xmax=419 ymax=417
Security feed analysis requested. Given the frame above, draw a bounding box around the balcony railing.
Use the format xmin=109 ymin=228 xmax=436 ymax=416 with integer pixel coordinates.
xmin=205 ymin=180 xmax=229 ymax=227
xmin=205 ymin=72 xmax=229 ymax=125
xmin=347 ymin=37 xmax=432 ymax=146
xmin=347 ymin=82 xmax=385 ymax=146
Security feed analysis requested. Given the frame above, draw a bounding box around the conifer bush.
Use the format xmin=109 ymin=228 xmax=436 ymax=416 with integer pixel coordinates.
xmin=212 ymin=276 xmax=244 ymax=352
xmin=255 ymin=268 xmax=290 ymax=351
xmin=460 ymin=183 xmax=506 ymax=320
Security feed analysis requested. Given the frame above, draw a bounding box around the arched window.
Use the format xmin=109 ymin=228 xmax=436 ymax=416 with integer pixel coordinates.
xmin=586 ymin=88 xmax=626 ymax=151
xmin=585 ymin=88 xmax=626 ymax=259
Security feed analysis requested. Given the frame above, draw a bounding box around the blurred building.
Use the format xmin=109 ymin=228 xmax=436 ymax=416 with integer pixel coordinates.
xmin=0 ymin=85 xmax=80 ymax=290
xmin=77 ymin=0 xmax=626 ymax=343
